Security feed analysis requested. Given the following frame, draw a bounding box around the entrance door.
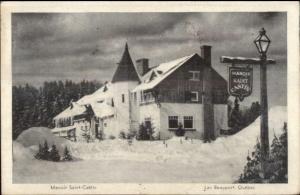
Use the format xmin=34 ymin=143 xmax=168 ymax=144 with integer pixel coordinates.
xmin=95 ymin=123 xmax=99 ymax=138
xmin=95 ymin=119 xmax=104 ymax=139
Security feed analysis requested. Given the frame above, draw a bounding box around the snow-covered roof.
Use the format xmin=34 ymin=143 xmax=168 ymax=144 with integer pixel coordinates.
xmin=132 ymin=53 xmax=197 ymax=92
xmin=53 ymin=102 xmax=86 ymax=120
xmin=54 ymin=82 xmax=113 ymax=120
xmin=77 ymin=82 xmax=112 ymax=105
xmin=90 ymin=102 xmax=115 ymax=118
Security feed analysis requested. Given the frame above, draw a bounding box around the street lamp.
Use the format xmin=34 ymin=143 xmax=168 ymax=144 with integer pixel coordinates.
xmin=254 ymin=27 xmax=271 ymax=178
xmin=254 ymin=28 xmax=271 ymax=58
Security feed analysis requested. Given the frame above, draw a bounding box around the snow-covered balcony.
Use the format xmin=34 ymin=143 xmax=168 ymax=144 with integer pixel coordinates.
xmin=51 ymin=126 xmax=76 ymax=137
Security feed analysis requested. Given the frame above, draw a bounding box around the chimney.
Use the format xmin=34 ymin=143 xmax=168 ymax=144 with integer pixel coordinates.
xmin=201 ymin=45 xmax=215 ymax=141
xmin=201 ymin=45 xmax=211 ymax=66
xmin=136 ymin=58 xmax=150 ymax=76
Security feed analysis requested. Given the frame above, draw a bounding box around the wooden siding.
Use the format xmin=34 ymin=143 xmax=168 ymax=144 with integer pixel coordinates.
xmin=155 ymin=55 xmax=204 ymax=104
xmin=151 ymin=54 xmax=228 ymax=104
xmin=211 ymin=69 xmax=229 ymax=104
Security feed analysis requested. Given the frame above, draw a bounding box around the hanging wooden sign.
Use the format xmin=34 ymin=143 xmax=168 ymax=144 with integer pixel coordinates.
xmin=228 ymin=67 xmax=253 ymax=101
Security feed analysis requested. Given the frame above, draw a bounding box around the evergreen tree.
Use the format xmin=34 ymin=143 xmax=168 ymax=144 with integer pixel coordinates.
xmin=137 ymin=122 xmax=155 ymax=140
xmin=229 ymin=98 xmax=243 ymax=133
xmin=62 ymin=146 xmax=73 ymax=161
xmin=175 ymin=122 xmax=185 ymax=137
xmin=137 ymin=123 xmax=148 ymax=140
xmin=12 ymin=80 xmax=102 ymax=140
xmin=239 ymin=139 xmax=263 ymax=183
xmin=49 ymin=144 xmax=60 ymax=162
xmin=269 ymin=122 xmax=288 ymax=183
xmin=227 ymin=99 xmax=261 ymax=135
xmin=34 ymin=143 xmax=43 ymax=160
xmin=42 ymin=140 xmax=50 ymax=160
xmin=146 ymin=121 xmax=155 ymax=140
xmin=119 ymin=131 xmax=126 ymax=139
xmin=239 ymin=123 xmax=288 ymax=183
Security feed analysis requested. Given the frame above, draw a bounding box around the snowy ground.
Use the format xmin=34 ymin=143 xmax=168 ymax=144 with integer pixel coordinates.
xmin=13 ymin=106 xmax=287 ymax=183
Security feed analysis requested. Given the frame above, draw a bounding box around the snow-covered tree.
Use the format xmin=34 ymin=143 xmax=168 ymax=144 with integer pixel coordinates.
xmin=229 ymin=98 xmax=243 ymax=133
xmin=12 ymin=80 xmax=102 ymax=140
xmin=119 ymin=131 xmax=126 ymax=139
xmin=137 ymin=123 xmax=146 ymax=140
xmin=49 ymin=144 xmax=60 ymax=162
xmin=42 ymin=140 xmax=50 ymax=160
xmin=239 ymin=123 xmax=288 ymax=183
xmin=62 ymin=146 xmax=73 ymax=161
xmin=239 ymin=139 xmax=263 ymax=183
xmin=34 ymin=143 xmax=43 ymax=160
xmin=137 ymin=122 xmax=155 ymax=140
xmin=268 ymin=122 xmax=288 ymax=183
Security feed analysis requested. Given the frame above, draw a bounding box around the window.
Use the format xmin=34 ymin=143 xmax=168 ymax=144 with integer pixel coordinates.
xmin=104 ymin=123 xmax=107 ymax=127
xmin=111 ymin=98 xmax=114 ymax=107
xmin=191 ymin=91 xmax=199 ymax=102
xmin=145 ymin=92 xmax=154 ymax=102
xmin=122 ymin=94 xmax=125 ymax=103
xmin=189 ymin=71 xmax=200 ymax=81
xmin=184 ymin=116 xmax=193 ymax=129
xmin=141 ymin=91 xmax=154 ymax=103
xmin=145 ymin=117 xmax=151 ymax=129
xmin=168 ymin=116 xmax=178 ymax=129
xmin=140 ymin=91 xmax=143 ymax=102
xmin=134 ymin=92 xmax=137 ymax=101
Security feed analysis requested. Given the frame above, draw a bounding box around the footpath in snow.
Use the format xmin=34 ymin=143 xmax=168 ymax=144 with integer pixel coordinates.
xmin=13 ymin=106 xmax=287 ymax=183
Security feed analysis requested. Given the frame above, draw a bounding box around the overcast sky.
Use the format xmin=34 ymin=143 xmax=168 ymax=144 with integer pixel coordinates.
xmin=12 ymin=12 xmax=287 ymax=106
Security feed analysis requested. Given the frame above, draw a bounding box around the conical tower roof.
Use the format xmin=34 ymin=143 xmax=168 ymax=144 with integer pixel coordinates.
xmin=111 ymin=43 xmax=140 ymax=83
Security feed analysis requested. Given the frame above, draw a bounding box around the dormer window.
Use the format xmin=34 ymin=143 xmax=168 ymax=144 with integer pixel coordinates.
xmin=140 ymin=91 xmax=155 ymax=104
xmin=189 ymin=71 xmax=200 ymax=81
xmin=149 ymin=71 xmax=157 ymax=82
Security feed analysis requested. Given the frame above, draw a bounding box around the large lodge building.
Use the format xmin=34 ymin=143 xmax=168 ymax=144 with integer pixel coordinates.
xmin=52 ymin=43 xmax=229 ymax=141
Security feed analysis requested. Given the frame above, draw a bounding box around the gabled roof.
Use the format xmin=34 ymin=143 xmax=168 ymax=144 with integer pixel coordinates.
xmin=111 ymin=43 xmax=140 ymax=83
xmin=53 ymin=102 xmax=86 ymax=120
xmin=77 ymin=82 xmax=112 ymax=105
xmin=53 ymin=82 xmax=113 ymax=120
xmin=132 ymin=53 xmax=198 ymax=92
xmin=90 ymin=102 xmax=115 ymax=118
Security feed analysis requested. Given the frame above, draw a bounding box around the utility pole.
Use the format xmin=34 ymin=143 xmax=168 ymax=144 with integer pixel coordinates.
xmin=260 ymin=52 xmax=269 ymax=174
xmin=254 ymin=28 xmax=272 ymax=178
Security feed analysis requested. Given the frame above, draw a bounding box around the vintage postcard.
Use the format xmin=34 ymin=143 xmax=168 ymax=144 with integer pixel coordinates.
xmin=1 ymin=1 xmax=299 ymax=195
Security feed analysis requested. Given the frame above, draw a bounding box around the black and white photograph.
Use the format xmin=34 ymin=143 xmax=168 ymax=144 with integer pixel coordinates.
xmin=1 ymin=1 xmax=299 ymax=195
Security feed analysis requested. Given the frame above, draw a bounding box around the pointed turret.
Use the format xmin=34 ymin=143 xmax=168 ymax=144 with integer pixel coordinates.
xmin=111 ymin=43 xmax=140 ymax=83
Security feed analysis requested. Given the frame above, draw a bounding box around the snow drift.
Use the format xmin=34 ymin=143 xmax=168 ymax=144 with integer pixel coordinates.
xmin=15 ymin=127 xmax=70 ymax=157
xmin=68 ymin=106 xmax=287 ymax=181
xmin=13 ymin=106 xmax=287 ymax=183
xmin=13 ymin=142 xmax=36 ymax=161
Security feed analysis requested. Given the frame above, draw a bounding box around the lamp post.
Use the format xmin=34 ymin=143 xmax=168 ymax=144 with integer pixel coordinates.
xmin=254 ymin=28 xmax=271 ymax=177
